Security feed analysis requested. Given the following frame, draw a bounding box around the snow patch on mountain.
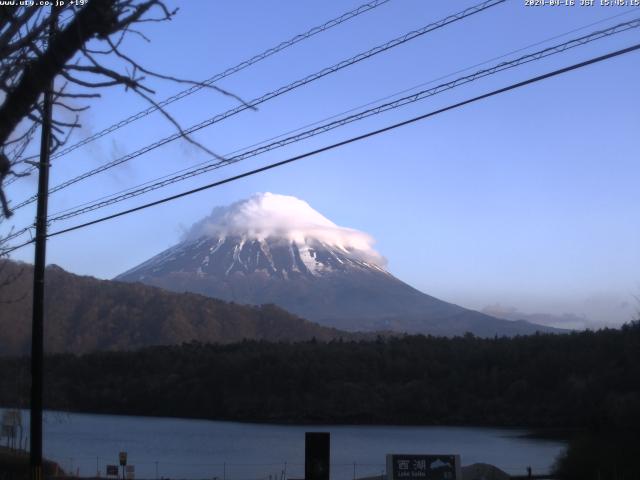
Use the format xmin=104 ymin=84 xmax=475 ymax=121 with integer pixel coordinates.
xmin=184 ymin=193 xmax=386 ymax=266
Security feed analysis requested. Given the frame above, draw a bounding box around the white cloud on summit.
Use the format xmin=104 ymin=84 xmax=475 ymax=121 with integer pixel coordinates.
xmin=185 ymin=193 xmax=386 ymax=266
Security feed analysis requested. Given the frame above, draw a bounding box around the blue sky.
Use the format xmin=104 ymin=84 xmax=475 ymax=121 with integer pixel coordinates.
xmin=4 ymin=0 xmax=640 ymax=327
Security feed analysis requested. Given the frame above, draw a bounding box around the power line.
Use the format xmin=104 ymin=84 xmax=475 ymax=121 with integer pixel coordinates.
xmin=5 ymin=0 xmax=393 ymax=184
xmin=43 ymin=18 xmax=640 ymax=223
xmin=8 ymin=9 xmax=634 ymax=253
xmin=0 ymin=225 xmax=33 ymax=246
xmin=48 ymin=7 xmax=637 ymax=221
xmin=9 ymin=0 xmax=505 ymax=211
xmin=367 ymin=7 xmax=640 ymax=111
xmin=4 ymin=14 xmax=638 ymax=242
xmin=4 ymin=41 xmax=639 ymax=255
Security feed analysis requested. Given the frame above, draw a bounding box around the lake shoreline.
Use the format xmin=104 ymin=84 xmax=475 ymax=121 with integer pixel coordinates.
xmin=1 ymin=407 xmax=567 ymax=478
xmin=4 ymin=404 xmax=580 ymax=432
xmin=517 ymin=428 xmax=584 ymax=441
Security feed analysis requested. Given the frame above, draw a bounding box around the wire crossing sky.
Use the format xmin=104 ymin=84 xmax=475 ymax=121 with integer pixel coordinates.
xmin=38 ymin=18 xmax=640 ymax=224
xmin=10 ymin=0 xmax=505 ymax=212
xmin=3 ymin=0 xmax=639 ymax=329
xmin=5 ymin=0 xmax=393 ymax=183
xmin=4 ymin=38 xmax=638 ymax=257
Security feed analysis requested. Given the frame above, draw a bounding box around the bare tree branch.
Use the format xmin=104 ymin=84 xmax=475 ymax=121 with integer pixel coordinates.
xmin=0 ymin=0 xmax=252 ymax=257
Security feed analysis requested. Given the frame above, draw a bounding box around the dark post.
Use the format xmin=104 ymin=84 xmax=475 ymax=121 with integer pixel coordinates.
xmin=305 ymin=432 xmax=330 ymax=480
xmin=30 ymin=9 xmax=55 ymax=480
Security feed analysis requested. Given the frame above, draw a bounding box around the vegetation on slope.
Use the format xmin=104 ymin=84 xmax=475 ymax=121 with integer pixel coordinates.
xmin=1 ymin=326 xmax=638 ymax=430
xmin=0 ymin=260 xmax=352 ymax=354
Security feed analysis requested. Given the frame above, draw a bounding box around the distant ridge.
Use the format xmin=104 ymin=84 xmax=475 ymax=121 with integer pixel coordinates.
xmin=0 ymin=260 xmax=353 ymax=355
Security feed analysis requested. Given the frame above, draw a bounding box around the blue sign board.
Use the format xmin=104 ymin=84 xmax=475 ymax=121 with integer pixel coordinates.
xmin=386 ymin=454 xmax=461 ymax=480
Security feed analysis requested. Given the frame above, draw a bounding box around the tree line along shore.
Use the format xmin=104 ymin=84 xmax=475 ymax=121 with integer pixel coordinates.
xmin=1 ymin=325 xmax=639 ymax=479
xmin=1 ymin=325 xmax=639 ymax=429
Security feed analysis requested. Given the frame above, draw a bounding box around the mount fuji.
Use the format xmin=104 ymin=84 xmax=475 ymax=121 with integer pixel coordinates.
xmin=116 ymin=193 xmax=561 ymax=337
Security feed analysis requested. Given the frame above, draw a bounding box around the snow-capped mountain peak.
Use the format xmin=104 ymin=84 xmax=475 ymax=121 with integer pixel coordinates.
xmin=119 ymin=234 xmax=387 ymax=281
xmin=183 ymin=192 xmax=385 ymax=267
xmin=116 ymin=193 xmax=561 ymax=337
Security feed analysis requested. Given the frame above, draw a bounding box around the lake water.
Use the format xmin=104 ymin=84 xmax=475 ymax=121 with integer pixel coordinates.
xmin=5 ymin=410 xmax=566 ymax=479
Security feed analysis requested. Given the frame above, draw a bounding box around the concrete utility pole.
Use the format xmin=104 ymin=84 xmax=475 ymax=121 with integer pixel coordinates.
xmin=30 ymin=7 xmax=55 ymax=480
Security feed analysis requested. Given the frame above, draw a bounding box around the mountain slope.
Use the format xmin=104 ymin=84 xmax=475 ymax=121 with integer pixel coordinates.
xmin=117 ymin=193 xmax=563 ymax=337
xmin=0 ymin=260 xmax=352 ymax=355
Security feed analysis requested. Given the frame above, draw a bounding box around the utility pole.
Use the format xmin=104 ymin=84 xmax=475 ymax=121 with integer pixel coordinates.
xmin=30 ymin=7 xmax=55 ymax=480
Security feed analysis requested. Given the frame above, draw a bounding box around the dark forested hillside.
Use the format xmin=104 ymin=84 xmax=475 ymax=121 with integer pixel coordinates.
xmin=1 ymin=326 xmax=639 ymax=429
xmin=0 ymin=260 xmax=353 ymax=354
